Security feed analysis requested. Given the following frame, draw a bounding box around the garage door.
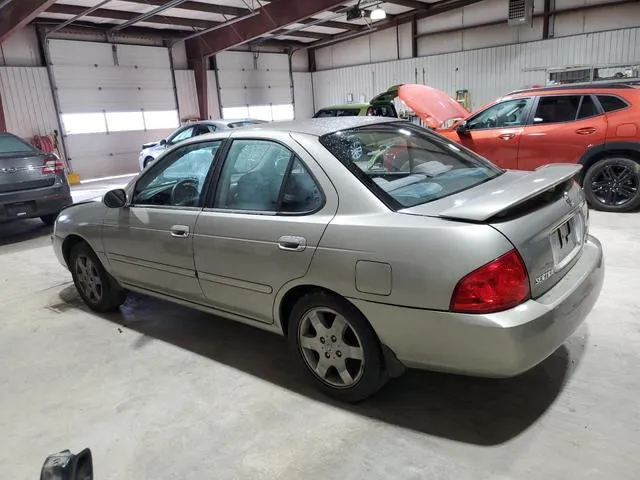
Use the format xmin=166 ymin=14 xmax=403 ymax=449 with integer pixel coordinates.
xmin=48 ymin=40 xmax=179 ymax=179
xmin=216 ymin=51 xmax=294 ymax=122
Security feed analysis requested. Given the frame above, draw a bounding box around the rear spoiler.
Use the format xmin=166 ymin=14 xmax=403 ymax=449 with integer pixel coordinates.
xmin=439 ymin=164 xmax=582 ymax=222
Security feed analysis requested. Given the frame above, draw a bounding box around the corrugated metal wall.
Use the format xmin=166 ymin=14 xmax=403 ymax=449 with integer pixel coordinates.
xmin=206 ymin=70 xmax=221 ymax=119
xmin=174 ymin=70 xmax=200 ymax=120
xmin=0 ymin=67 xmax=58 ymax=139
xmin=312 ymin=27 xmax=640 ymax=111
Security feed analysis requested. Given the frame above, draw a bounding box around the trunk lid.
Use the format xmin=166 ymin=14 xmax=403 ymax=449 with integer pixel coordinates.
xmin=401 ymin=164 xmax=588 ymax=298
xmin=0 ymin=152 xmax=53 ymax=193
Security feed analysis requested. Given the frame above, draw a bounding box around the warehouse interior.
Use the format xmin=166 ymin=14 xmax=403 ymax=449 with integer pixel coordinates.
xmin=1 ymin=0 xmax=640 ymax=478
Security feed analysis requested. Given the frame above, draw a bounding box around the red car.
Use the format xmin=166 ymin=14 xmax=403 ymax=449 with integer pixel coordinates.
xmin=437 ymin=84 xmax=640 ymax=212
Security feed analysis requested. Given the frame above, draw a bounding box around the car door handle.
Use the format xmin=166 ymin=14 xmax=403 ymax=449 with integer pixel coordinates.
xmin=498 ymin=133 xmax=515 ymax=141
xmin=170 ymin=225 xmax=190 ymax=238
xmin=278 ymin=236 xmax=306 ymax=252
xmin=576 ymin=127 xmax=596 ymax=135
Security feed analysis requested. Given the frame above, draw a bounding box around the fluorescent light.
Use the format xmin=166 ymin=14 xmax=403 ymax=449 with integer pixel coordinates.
xmin=370 ymin=7 xmax=386 ymax=21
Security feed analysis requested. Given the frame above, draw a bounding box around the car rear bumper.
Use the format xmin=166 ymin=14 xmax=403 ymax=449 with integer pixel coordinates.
xmin=351 ymin=235 xmax=604 ymax=377
xmin=0 ymin=183 xmax=72 ymax=223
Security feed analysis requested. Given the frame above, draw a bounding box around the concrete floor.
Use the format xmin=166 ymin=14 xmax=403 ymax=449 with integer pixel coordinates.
xmin=1 ymin=181 xmax=639 ymax=479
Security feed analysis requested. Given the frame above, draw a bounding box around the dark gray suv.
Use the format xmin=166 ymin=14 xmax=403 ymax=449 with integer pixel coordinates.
xmin=0 ymin=133 xmax=72 ymax=225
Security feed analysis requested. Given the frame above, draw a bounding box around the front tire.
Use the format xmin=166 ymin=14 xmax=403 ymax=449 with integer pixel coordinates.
xmin=288 ymin=292 xmax=386 ymax=402
xmin=583 ymin=157 xmax=640 ymax=212
xmin=70 ymin=242 xmax=126 ymax=312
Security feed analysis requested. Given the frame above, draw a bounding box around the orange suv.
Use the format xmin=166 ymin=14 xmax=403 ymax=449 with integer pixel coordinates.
xmin=439 ymin=83 xmax=640 ymax=212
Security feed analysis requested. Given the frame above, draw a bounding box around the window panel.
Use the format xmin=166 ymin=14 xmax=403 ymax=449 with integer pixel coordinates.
xmin=168 ymin=126 xmax=195 ymax=145
xmin=222 ymin=106 xmax=249 ymax=119
xmin=597 ymin=95 xmax=628 ymax=113
xmin=467 ymin=99 xmax=530 ymax=130
xmin=577 ymin=96 xmax=599 ymax=120
xmin=133 ymin=141 xmax=221 ymax=207
xmin=280 ymin=158 xmax=323 ymax=213
xmin=106 ymin=111 xmax=145 ymax=132
xmin=214 ymin=139 xmax=293 ymax=212
xmin=272 ymin=104 xmax=295 ymax=121
xmin=248 ymin=105 xmax=273 ymax=122
xmin=533 ymin=96 xmax=580 ymax=124
xmin=144 ymin=110 xmax=180 ymax=130
xmin=61 ymin=113 xmax=107 ymax=135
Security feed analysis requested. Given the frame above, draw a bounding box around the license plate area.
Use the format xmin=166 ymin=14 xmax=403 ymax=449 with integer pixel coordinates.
xmin=550 ymin=212 xmax=585 ymax=270
xmin=6 ymin=201 xmax=36 ymax=218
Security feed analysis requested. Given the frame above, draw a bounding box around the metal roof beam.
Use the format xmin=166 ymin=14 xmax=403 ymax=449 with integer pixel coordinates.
xmin=185 ymin=0 xmax=346 ymax=59
xmin=46 ymin=0 xmax=113 ymax=36
xmin=0 ymin=0 xmax=56 ymax=43
xmin=109 ymin=0 xmax=189 ymax=32
xmin=120 ymin=0 xmax=250 ymax=18
xmin=384 ymin=0 xmax=429 ymax=10
xmin=46 ymin=3 xmax=215 ymax=30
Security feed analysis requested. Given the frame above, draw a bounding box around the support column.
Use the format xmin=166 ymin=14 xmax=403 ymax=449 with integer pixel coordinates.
xmin=0 ymin=89 xmax=7 ymax=132
xmin=191 ymin=56 xmax=209 ymax=120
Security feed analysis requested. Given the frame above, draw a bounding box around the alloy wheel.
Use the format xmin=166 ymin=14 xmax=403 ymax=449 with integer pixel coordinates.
xmin=298 ymin=307 xmax=365 ymax=388
xmin=75 ymin=254 xmax=103 ymax=304
xmin=590 ymin=163 xmax=639 ymax=207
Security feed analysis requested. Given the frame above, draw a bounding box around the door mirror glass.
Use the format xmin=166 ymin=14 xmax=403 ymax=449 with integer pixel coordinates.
xmin=160 ymin=139 xmax=167 ymax=147
xmin=40 ymin=448 xmax=93 ymax=480
xmin=103 ymin=188 xmax=127 ymax=208
xmin=456 ymin=121 xmax=469 ymax=136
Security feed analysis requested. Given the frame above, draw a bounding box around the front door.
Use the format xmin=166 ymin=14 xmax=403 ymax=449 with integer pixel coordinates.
xmin=103 ymin=140 xmax=222 ymax=300
xmin=193 ymin=137 xmax=337 ymax=323
xmin=455 ymin=97 xmax=534 ymax=169
xmin=517 ymin=94 xmax=607 ymax=170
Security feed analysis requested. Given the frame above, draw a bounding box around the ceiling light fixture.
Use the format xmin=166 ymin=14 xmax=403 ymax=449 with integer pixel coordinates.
xmin=369 ymin=7 xmax=386 ymax=21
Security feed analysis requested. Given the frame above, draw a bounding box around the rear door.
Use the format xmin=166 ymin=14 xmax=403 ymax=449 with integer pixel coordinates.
xmin=517 ymin=94 xmax=607 ymax=170
xmin=102 ymin=140 xmax=222 ymax=300
xmin=454 ymin=98 xmax=534 ymax=169
xmin=193 ymin=134 xmax=337 ymax=324
xmin=0 ymin=134 xmax=51 ymax=195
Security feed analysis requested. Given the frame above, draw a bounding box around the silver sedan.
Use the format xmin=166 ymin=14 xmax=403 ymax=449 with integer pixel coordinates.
xmin=52 ymin=117 xmax=604 ymax=402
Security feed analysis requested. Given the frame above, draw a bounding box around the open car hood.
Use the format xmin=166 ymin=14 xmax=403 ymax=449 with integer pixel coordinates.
xmin=397 ymin=84 xmax=470 ymax=128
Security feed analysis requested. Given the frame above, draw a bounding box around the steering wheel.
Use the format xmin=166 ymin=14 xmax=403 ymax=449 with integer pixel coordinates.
xmin=170 ymin=179 xmax=200 ymax=206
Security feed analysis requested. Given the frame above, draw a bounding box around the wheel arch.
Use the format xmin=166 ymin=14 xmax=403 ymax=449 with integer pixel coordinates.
xmin=579 ymin=141 xmax=640 ymax=181
xmin=276 ymin=283 xmax=406 ymax=379
xmin=61 ymin=233 xmax=93 ymax=268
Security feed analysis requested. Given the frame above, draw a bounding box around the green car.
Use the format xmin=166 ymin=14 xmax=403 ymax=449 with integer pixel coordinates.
xmin=313 ymin=86 xmax=399 ymax=118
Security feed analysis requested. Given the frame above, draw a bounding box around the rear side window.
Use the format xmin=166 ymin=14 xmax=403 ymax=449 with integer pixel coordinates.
xmin=577 ymin=95 xmax=599 ymax=119
xmin=0 ymin=135 xmax=37 ymax=155
xmin=597 ymin=95 xmax=629 ymax=113
xmin=534 ymin=96 xmax=581 ymax=124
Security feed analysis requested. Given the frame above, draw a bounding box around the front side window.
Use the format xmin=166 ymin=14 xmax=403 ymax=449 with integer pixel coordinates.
xmin=133 ymin=141 xmax=221 ymax=207
xmin=168 ymin=126 xmax=194 ymax=145
xmin=320 ymin=123 xmax=501 ymax=208
xmin=213 ymin=139 xmax=322 ymax=213
xmin=533 ymin=95 xmax=581 ymax=124
xmin=467 ymin=98 xmax=531 ymax=130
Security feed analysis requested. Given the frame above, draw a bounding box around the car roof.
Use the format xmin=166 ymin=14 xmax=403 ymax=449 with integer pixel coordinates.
xmin=507 ymin=82 xmax=640 ymax=97
xmin=237 ymin=116 xmax=401 ymax=136
xmin=317 ymin=103 xmax=369 ymax=110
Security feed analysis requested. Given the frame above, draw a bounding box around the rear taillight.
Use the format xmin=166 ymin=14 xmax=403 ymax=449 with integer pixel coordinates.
xmin=451 ymin=249 xmax=530 ymax=314
xmin=42 ymin=155 xmax=65 ymax=175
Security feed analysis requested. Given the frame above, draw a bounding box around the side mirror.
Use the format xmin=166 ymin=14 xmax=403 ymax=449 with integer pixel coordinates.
xmin=41 ymin=448 xmax=93 ymax=480
xmin=456 ymin=121 xmax=470 ymax=137
xmin=103 ymin=188 xmax=127 ymax=208
xmin=160 ymin=138 xmax=167 ymax=147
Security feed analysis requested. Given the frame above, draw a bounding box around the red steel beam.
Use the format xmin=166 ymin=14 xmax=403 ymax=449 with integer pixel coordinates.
xmin=191 ymin=57 xmax=209 ymax=121
xmin=0 ymin=88 xmax=7 ymax=132
xmin=0 ymin=0 xmax=56 ymax=43
xmin=186 ymin=0 xmax=346 ymax=59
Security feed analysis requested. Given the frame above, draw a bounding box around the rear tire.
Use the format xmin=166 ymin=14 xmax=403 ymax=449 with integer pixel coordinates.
xmin=40 ymin=214 xmax=58 ymax=226
xmin=287 ymin=292 xmax=387 ymax=402
xmin=583 ymin=157 xmax=640 ymax=212
xmin=69 ymin=242 xmax=126 ymax=312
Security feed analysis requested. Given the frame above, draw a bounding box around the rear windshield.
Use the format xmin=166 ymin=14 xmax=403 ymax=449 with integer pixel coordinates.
xmin=320 ymin=122 xmax=502 ymax=208
xmin=0 ymin=134 xmax=38 ymax=156
xmin=314 ymin=108 xmax=361 ymax=118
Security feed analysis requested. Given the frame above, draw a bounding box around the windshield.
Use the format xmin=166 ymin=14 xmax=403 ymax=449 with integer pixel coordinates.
xmin=320 ymin=122 xmax=502 ymax=208
xmin=0 ymin=134 xmax=38 ymax=156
